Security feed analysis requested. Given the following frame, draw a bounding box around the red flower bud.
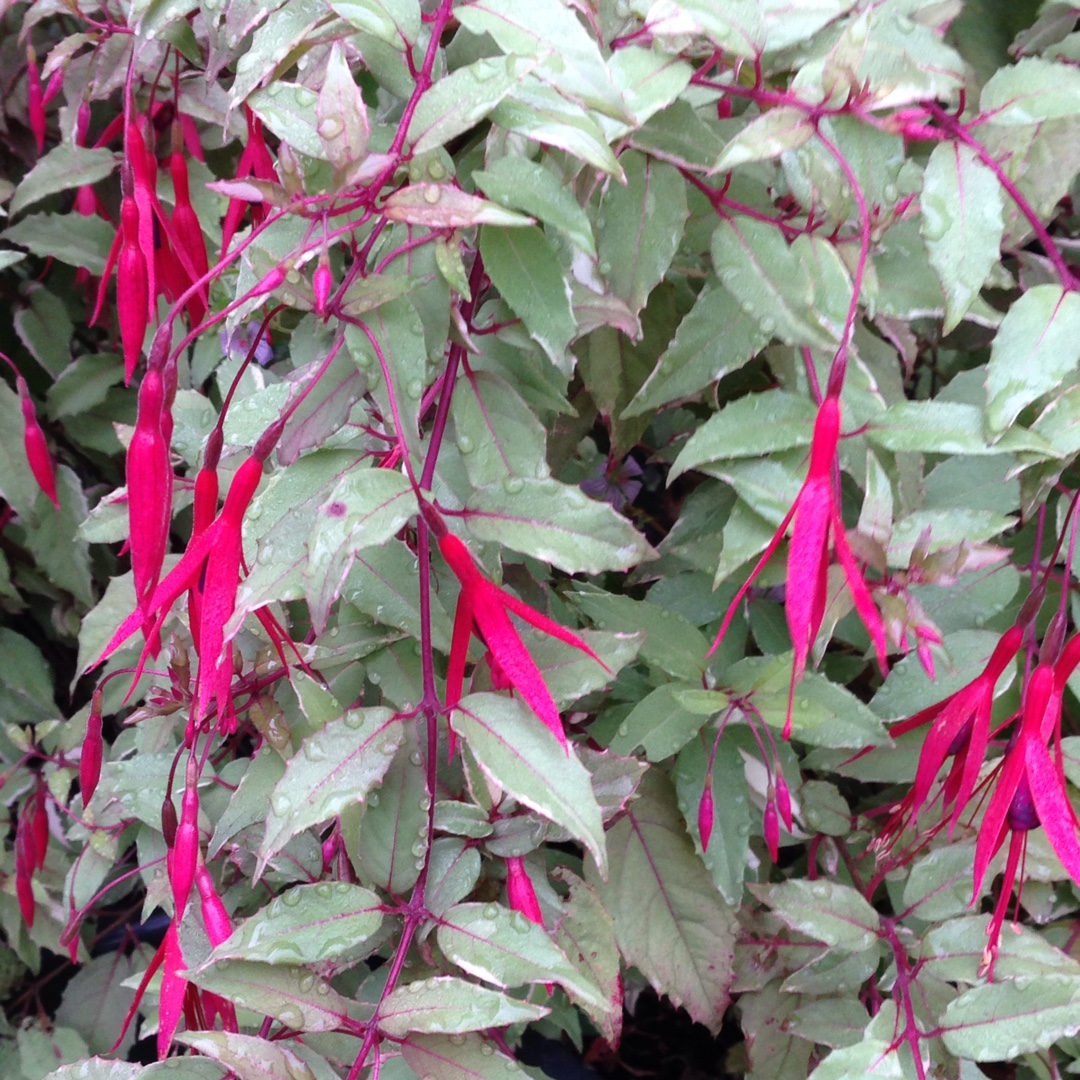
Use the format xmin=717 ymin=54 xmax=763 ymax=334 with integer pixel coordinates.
xmin=313 ymin=251 xmax=332 ymax=316
xmin=157 ymin=922 xmax=186 ymax=1059
xmin=26 ymin=47 xmax=45 ymax=153
xmin=81 ymin=690 xmax=104 ymax=806
xmin=698 ymin=776 xmax=715 ymax=852
xmin=763 ymin=797 xmax=780 ymax=862
xmin=194 ymin=864 xmax=233 ymax=947
xmin=17 ymin=377 xmax=58 ymax=508
xmin=117 ymin=196 xmax=149 ymax=383
xmin=169 ymin=148 xmax=209 ymax=327
xmin=506 ymin=857 xmax=543 ymax=926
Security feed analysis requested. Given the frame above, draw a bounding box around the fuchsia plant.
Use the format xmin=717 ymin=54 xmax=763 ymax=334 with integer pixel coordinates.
xmin=11 ymin=2 xmax=1080 ymax=1078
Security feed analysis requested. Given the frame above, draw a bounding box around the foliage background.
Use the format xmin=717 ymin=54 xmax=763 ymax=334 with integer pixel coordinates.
xmin=3 ymin=0 xmax=1080 ymax=1077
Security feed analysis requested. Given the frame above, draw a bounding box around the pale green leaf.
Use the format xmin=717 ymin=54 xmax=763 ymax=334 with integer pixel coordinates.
xmin=942 ymin=974 xmax=1080 ymax=1060
xmin=3 ymin=212 xmax=115 ymax=274
xmin=454 ymin=693 xmax=607 ymax=873
xmin=437 ymin=901 xmax=607 ymax=1011
xmin=248 ymin=83 xmax=323 ymax=158
xmin=464 ymin=477 xmax=652 ymax=574
xmin=985 ymin=284 xmax=1080 ymax=435
xmin=378 ymin=976 xmax=548 ymax=1037
xmin=480 ymin=225 xmax=575 ymax=370
xmin=622 ymin=282 xmax=768 ymax=417
xmin=401 ymin=1033 xmax=534 ymax=1080
xmin=474 ymin=157 xmax=595 ymax=256
xmin=384 ymin=185 xmax=534 ymax=228
xmin=753 ymin=879 xmax=880 ymax=951
xmin=609 ymin=683 xmax=711 ymax=762
xmin=922 ymin=142 xmax=1004 ymax=332
xmin=317 ymin=43 xmax=370 ymax=169
xmin=713 ymin=107 xmax=815 ymax=172
xmin=10 ymin=146 xmax=117 ymax=217
xmin=228 ymin=0 xmax=328 ymax=106
xmin=981 ymin=56 xmax=1080 ymax=125
xmin=712 ymin=218 xmax=835 ymax=349
xmin=409 ymin=56 xmax=535 ymax=156
xmin=586 ymin=769 xmax=737 ymax=1033
xmin=670 ymin=392 xmax=817 ymax=479
xmin=598 ymin=151 xmax=687 ymax=319
xmin=259 ymin=708 xmax=404 ymax=871
xmin=212 ymin=883 xmax=383 ymax=964
xmin=175 ymin=1031 xmax=321 ymax=1080
xmin=327 ymin=0 xmax=420 ymax=45
xmin=189 ymin=958 xmax=351 ymax=1032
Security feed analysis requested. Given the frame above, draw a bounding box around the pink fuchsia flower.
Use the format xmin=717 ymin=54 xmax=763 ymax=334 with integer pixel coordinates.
xmin=506 ymin=857 xmax=544 ymax=926
xmin=877 ymin=624 xmax=1024 ymax=850
xmin=974 ymin=636 xmax=1080 ymax=973
xmin=423 ymin=504 xmax=609 ymax=751
xmin=17 ymin=376 xmax=58 ymax=509
xmin=708 ymin=394 xmax=889 ymax=738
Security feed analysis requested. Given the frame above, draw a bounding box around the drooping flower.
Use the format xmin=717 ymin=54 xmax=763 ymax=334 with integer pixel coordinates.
xmin=17 ymin=376 xmax=58 ymax=508
xmin=169 ymin=128 xmax=210 ymax=327
xmin=877 ymin=624 xmax=1024 ymax=849
xmin=220 ymin=107 xmax=278 ymax=254
xmin=708 ymin=394 xmax=889 ymax=738
xmin=421 ymin=503 xmax=609 ymax=750
xmin=506 ymin=857 xmax=544 ymax=926
xmin=25 ymin=47 xmax=45 ymax=153
xmin=127 ymin=363 xmax=172 ymax=642
xmin=80 ymin=689 xmax=104 ymax=807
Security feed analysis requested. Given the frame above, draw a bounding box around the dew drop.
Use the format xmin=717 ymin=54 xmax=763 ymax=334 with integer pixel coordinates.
xmin=450 ymin=1033 xmax=466 ymax=1045
xmin=282 ymin=888 xmax=302 ymax=907
xmin=368 ymin=791 xmax=380 ymax=806
xmin=407 ymin=378 xmax=423 ymax=400
xmin=483 ymin=903 xmax=499 ymax=919
xmin=428 ymin=160 xmax=447 ymax=180
xmin=423 ymin=184 xmax=442 ymax=205
xmin=304 ymin=740 xmax=326 ymax=761
xmin=503 ymin=476 xmax=524 ymax=494
xmin=410 ymin=750 xmax=423 ymax=766
xmin=299 ymin=973 xmax=316 ymax=991
xmin=457 ymin=434 xmax=474 ymax=454
xmin=272 ymin=793 xmax=292 ymax=815
xmin=344 ymin=711 xmax=364 ymax=729
xmin=480 ymin=1042 xmax=495 ymax=1056
xmin=318 ymin=116 xmax=344 ymax=139
xmin=411 ymin=840 xmax=426 ymax=857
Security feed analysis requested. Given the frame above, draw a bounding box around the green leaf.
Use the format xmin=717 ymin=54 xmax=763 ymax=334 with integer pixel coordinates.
xmin=3 ymin=212 xmax=115 ymax=274
xmin=425 ymin=839 xmax=482 ymax=918
xmin=46 ymin=354 xmax=124 ymax=420
xmin=378 ymin=976 xmax=548 ymax=1037
xmin=464 ymin=477 xmax=652 ymax=574
xmin=790 ymin=998 xmax=870 ymax=1050
xmin=985 ymin=284 xmax=1080 ymax=435
xmin=210 ymin=747 xmax=286 ymax=857
xmin=55 ymin=948 xmax=151 ymax=1057
xmin=981 ymin=57 xmax=1080 ymax=125
xmin=725 ymin=656 xmax=890 ymax=749
xmin=0 ymin=630 xmax=55 ymax=726
xmin=475 ymin=157 xmax=595 ymax=256
xmin=713 ymin=107 xmax=815 ymax=172
xmin=454 ymin=693 xmax=607 ymax=874
xmin=630 ymin=99 xmax=724 ymax=171
xmin=587 ymin=769 xmax=737 ymax=1033
xmin=924 ymin=915 xmax=1080 ymax=985
xmin=480 ymin=225 xmax=575 ymax=371
xmin=39 ymin=1061 xmax=141 ymax=1080
xmin=401 ymin=1033 xmax=534 ymax=1080
xmin=670 ymin=391 xmax=817 ymax=479
xmin=349 ymin=724 xmax=427 ymax=894
xmin=609 ymin=683 xmax=711 ymax=762
xmin=942 ymin=974 xmax=1080 ymax=1061
xmin=0 ymin=249 xmax=24 ymax=270
xmin=327 ymin=0 xmax=420 ymax=45
xmin=492 ymin=81 xmax=623 ymax=176
xmin=437 ymin=902 xmax=607 ymax=1011
xmin=867 ymin=399 xmax=1057 ymax=456
xmin=457 ymin=0 xmax=626 ymax=119
xmin=712 ymin=218 xmax=837 ymax=349
xmin=317 ymin=43 xmax=370 ymax=169
xmin=20 ymin=466 xmax=93 ymax=604
xmin=15 ymin=285 xmax=74 ymax=377
xmin=568 ymin=588 xmax=709 ymax=681
xmin=922 ymin=142 xmax=1004 ymax=332
xmin=227 ymin=0 xmax=328 ymax=106
xmin=603 ymin=47 xmax=692 ymax=134
xmin=551 ymin=869 xmax=622 ymax=1044
xmin=597 ymin=151 xmax=687 ymax=320
xmin=450 ymin=370 xmax=550 ymax=488
xmin=384 ymin=185 xmax=534 ymax=228
xmin=753 ymin=880 xmax=880 ymax=951
xmin=303 ymin=467 xmax=417 ymax=632
xmin=212 ymin=883 xmax=383 ymax=964
xmin=175 ymin=1031 xmax=321 ymax=1080
xmin=622 ymin=281 xmax=768 ymax=417
xmin=189 ymin=958 xmax=351 ymax=1032
xmin=259 ymin=707 xmax=404 ymax=872
xmin=10 ymin=146 xmax=116 ymax=217
xmin=807 ymin=1038 xmax=904 ymax=1080
xmin=248 ymin=83 xmax=323 ymax=158
xmin=409 ymin=56 xmax=535 ymax=156
xmin=675 ymin=736 xmax=749 ymax=904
